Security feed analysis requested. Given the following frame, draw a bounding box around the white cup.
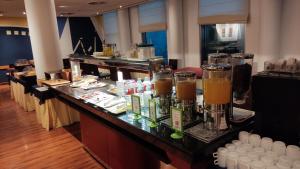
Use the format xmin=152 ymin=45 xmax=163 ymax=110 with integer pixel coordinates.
xmin=232 ymin=140 xmax=242 ymax=147
xmin=261 ymin=137 xmax=273 ymax=151
xmin=249 ymin=134 xmax=262 ymax=147
xmin=236 ymin=147 xmax=249 ymax=156
xmin=248 ymin=152 xmax=261 ymax=161
xmin=286 ymin=145 xmax=300 ymax=160
xmin=239 ymin=156 xmax=252 ymax=169
xmin=293 ymin=161 xmax=300 ymax=169
xmin=213 ymin=147 xmax=227 ymax=158
xmin=227 ymin=151 xmax=239 ymax=169
xmin=226 ymin=143 xmax=237 ymax=152
xmin=278 ymin=155 xmax=293 ymax=168
xmin=251 ymin=160 xmax=266 ymax=169
xmin=273 ymin=141 xmax=286 ymax=156
xmin=266 ymin=165 xmax=280 ymax=169
xmin=239 ymin=131 xmax=250 ymax=143
xmin=241 ymin=143 xmax=253 ymax=152
xmin=261 ymin=156 xmax=276 ymax=167
xmin=214 ymin=147 xmax=228 ymax=168
xmin=277 ymin=162 xmax=291 ymax=169
xmin=254 ymin=147 xmax=265 ymax=156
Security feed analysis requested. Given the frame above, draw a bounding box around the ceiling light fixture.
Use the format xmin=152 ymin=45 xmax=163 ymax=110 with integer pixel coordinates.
xmin=119 ymin=5 xmax=123 ymax=8
xmin=22 ymin=11 xmax=26 ymax=15
xmin=0 ymin=13 xmax=3 ymax=17
xmin=58 ymin=5 xmax=69 ymax=8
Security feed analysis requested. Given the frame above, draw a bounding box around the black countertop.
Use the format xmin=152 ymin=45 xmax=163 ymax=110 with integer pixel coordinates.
xmin=51 ymin=81 xmax=254 ymax=164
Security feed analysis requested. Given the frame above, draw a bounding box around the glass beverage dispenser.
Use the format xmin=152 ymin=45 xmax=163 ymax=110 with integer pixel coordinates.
xmin=202 ymin=64 xmax=232 ymax=132
xmin=174 ymin=71 xmax=197 ymax=125
xmin=208 ymin=53 xmax=230 ymax=64
xmin=154 ymin=69 xmax=173 ymax=116
xmin=231 ymin=53 xmax=254 ymax=104
xmin=70 ymin=60 xmax=81 ymax=82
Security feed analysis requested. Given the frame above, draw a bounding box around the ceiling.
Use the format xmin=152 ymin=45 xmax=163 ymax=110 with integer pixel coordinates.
xmin=0 ymin=0 xmax=149 ymax=17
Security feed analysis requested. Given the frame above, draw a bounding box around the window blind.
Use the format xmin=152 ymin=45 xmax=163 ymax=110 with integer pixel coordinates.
xmin=138 ymin=0 xmax=167 ymax=32
xmin=198 ymin=0 xmax=249 ymax=24
xmin=103 ymin=11 xmax=119 ymax=44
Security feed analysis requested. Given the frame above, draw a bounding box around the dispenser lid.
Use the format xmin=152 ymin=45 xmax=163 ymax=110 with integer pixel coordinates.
xmin=174 ymin=71 xmax=196 ymax=78
xmin=202 ymin=63 xmax=232 ymax=71
xmin=208 ymin=53 xmax=230 ymax=58
xmin=231 ymin=53 xmax=254 ymax=59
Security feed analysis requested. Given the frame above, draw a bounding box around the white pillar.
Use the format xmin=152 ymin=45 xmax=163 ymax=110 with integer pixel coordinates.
xmin=183 ymin=0 xmax=201 ymax=67
xmin=117 ymin=9 xmax=132 ymax=55
xmin=245 ymin=0 xmax=282 ymax=72
xmin=24 ymin=0 xmax=62 ymax=79
xmin=129 ymin=7 xmax=142 ymax=44
xmin=167 ymin=0 xmax=184 ymax=68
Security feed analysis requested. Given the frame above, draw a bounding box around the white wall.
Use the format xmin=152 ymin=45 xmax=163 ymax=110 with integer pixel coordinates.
xmin=59 ymin=18 xmax=73 ymax=59
xmin=280 ymin=0 xmax=300 ymax=59
xmin=183 ymin=0 xmax=201 ymax=67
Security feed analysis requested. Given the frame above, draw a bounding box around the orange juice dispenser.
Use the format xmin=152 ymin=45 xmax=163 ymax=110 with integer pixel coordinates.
xmin=154 ymin=69 xmax=173 ymax=116
xmin=202 ymin=64 xmax=232 ymax=131
xmin=174 ymin=71 xmax=197 ymax=125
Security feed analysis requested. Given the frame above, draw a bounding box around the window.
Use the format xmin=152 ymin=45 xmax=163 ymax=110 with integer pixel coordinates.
xmin=142 ymin=30 xmax=168 ymax=63
xmin=201 ymin=23 xmax=245 ymax=63
xmin=103 ymin=11 xmax=119 ymax=46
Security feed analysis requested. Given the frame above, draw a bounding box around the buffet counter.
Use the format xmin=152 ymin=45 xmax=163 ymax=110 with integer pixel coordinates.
xmin=51 ymin=80 xmax=254 ymax=169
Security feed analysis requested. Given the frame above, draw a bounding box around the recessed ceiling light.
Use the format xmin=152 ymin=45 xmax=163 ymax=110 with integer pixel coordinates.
xmin=60 ymin=14 xmax=64 ymax=17
xmin=96 ymin=12 xmax=100 ymax=15
xmin=0 ymin=13 xmax=3 ymax=17
xmin=119 ymin=5 xmax=123 ymax=8
xmin=22 ymin=11 xmax=26 ymax=15
xmin=88 ymin=1 xmax=106 ymax=5
xmin=58 ymin=5 xmax=69 ymax=8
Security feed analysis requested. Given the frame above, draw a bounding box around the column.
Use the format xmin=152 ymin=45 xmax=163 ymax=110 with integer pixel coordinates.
xmin=117 ymin=9 xmax=132 ymax=55
xmin=183 ymin=0 xmax=201 ymax=67
xmin=129 ymin=7 xmax=142 ymax=44
xmin=24 ymin=0 xmax=62 ymax=79
xmin=167 ymin=0 xmax=184 ymax=68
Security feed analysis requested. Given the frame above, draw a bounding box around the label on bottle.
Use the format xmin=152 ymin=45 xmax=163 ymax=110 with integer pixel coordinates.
xmin=132 ymin=95 xmax=141 ymax=115
xmin=149 ymin=99 xmax=157 ymax=122
xmin=171 ymin=107 xmax=183 ymax=132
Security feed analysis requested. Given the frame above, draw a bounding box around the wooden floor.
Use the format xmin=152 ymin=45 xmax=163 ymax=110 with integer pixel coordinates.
xmin=0 ymin=85 xmax=104 ymax=169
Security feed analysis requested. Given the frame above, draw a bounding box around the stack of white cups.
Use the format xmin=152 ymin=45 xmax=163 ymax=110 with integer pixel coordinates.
xmin=213 ymin=131 xmax=300 ymax=169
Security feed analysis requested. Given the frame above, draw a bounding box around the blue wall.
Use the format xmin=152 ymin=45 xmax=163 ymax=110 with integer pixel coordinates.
xmin=0 ymin=27 xmax=33 ymax=65
xmin=0 ymin=17 xmax=102 ymax=82
xmin=143 ymin=30 xmax=168 ymax=63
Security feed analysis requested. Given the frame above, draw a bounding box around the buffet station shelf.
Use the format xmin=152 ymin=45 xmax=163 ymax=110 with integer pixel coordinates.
xmin=50 ymin=80 xmax=254 ymax=169
xmin=69 ymin=54 xmax=164 ymax=73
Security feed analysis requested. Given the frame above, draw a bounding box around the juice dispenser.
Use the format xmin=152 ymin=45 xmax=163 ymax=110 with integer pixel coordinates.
xmin=154 ymin=69 xmax=173 ymax=116
xmin=208 ymin=53 xmax=230 ymax=64
xmin=231 ymin=53 xmax=254 ymax=104
xmin=70 ymin=60 xmax=81 ymax=82
xmin=202 ymin=64 xmax=232 ymax=131
xmin=174 ymin=71 xmax=197 ymax=125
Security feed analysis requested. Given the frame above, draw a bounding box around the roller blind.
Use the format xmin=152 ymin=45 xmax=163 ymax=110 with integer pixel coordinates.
xmin=103 ymin=11 xmax=119 ymax=44
xmin=198 ymin=0 xmax=249 ymax=24
xmin=138 ymin=0 xmax=167 ymax=32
